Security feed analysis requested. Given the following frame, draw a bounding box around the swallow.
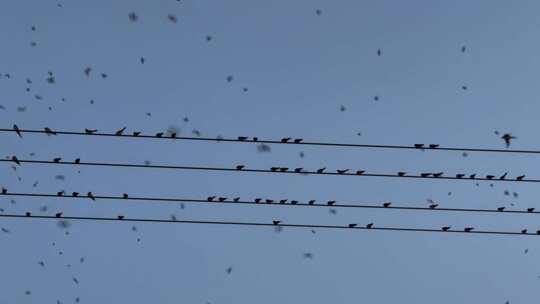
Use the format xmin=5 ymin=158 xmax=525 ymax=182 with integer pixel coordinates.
xmin=464 ymin=227 xmax=474 ymax=232
xmin=317 ymin=167 xmax=326 ymax=173
xmin=308 ymin=200 xmax=315 ymax=205
xmin=55 ymin=212 xmax=62 ymax=218
xmin=293 ymin=138 xmax=303 ymax=143
xmin=456 ymin=174 xmax=465 ymax=178
xmin=469 ymin=174 xmax=476 ymax=179
xmin=273 ymin=220 xmax=281 ymax=225
xmin=270 ymin=167 xmax=279 ymax=172
xmin=337 ymin=169 xmax=349 ymax=174
xmin=348 ymin=224 xmax=357 ymax=228
xmin=26 ymin=212 xmax=31 ymax=217
xmin=377 ymin=48 xmax=381 ymax=56
xmin=72 ymin=192 xmax=79 ymax=197
xmin=236 ymin=165 xmax=245 ymax=170
xmin=279 ymin=167 xmax=289 ymax=172
xmin=233 ymin=197 xmax=240 ymax=202
xmin=1 ymin=188 xmax=6 ymax=194
xmin=528 ymin=208 xmax=535 ymax=213
xmin=414 ymin=144 xmax=424 ymax=149
xmin=294 ymin=168 xmax=303 ymax=173
xmin=87 ymin=192 xmax=95 ymax=201
xmin=356 ymin=170 xmax=365 ymax=175
xmin=420 ymin=173 xmax=431 ymax=177
xmin=398 ymin=172 xmax=406 ymax=176
xmin=486 ymin=175 xmax=495 ymax=180
xmin=501 ymin=133 xmax=516 ymax=148
xmin=429 ymin=204 xmax=438 ymax=209
xmin=279 ymin=199 xmax=287 ymax=204
xmin=383 ymin=202 xmax=391 ymax=208
xmin=429 ymin=144 xmax=439 ymax=149
xmin=499 ymin=172 xmax=508 ymax=180
xmin=57 ymin=191 xmax=64 ymax=196
xmin=537 ymin=230 xmax=540 ymax=235
xmin=13 ymin=124 xmax=22 ymax=138
xmin=433 ymin=172 xmax=443 ymax=178
xmin=280 ymin=138 xmax=291 ymax=143
xmin=521 ymin=229 xmax=528 ymax=234
xmin=497 ymin=207 xmax=505 ymax=212
xmin=366 ymin=223 xmax=374 ymax=229
xmin=238 ymin=136 xmax=248 ymax=141
xmin=123 ymin=193 xmax=128 ymax=199
xmin=207 ymin=196 xmax=216 ymax=202
xmin=44 ymin=127 xmax=57 ymax=135
xmin=265 ymin=199 xmax=274 ymax=204
xmin=254 ymin=198 xmax=262 ymax=203
xmin=441 ymin=226 xmax=451 ymax=231
xmin=170 ymin=133 xmax=176 ymax=138
xmin=291 ymin=200 xmax=298 ymax=205
xmin=253 ymin=137 xmax=258 ymax=141
xmin=117 ymin=215 xmax=124 ymax=220
xmin=156 ymin=132 xmax=164 ymax=137
xmin=85 ymin=128 xmax=97 ymax=134
xmin=53 ymin=157 xmax=61 ymax=163
xmin=11 ymin=156 xmax=21 ymax=165
xmin=115 ymin=127 xmax=126 ymax=135
xmin=516 ymin=175 xmax=525 ymax=181
xmin=74 ymin=158 xmax=80 ymax=164
xmin=84 ymin=67 xmax=92 ymax=76
xmin=327 ymin=201 xmax=336 ymax=206
xmin=133 ymin=132 xmax=141 ymax=136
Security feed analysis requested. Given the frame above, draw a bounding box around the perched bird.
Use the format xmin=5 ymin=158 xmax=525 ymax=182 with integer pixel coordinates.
xmin=74 ymin=158 xmax=80 ymax=164
xmin=464 ymin=227 xmax=474 ymax=232
xmin=57 ymin=191 xmax=64 ymax=196
xmin=216 ymin=197 xmax=226 ymax=202
xmin=133 ymin=132 xmax=141 ymax=136
xmin=11 ymin=156 xmax=21 ymax=165
xmin=429 ymin=144 xmax=439 ymax=149
xmin=429 ymin=204 xmax=438 ymax=209
xmin=53 ymin=157 xmax=61 ymax=163
xmin=537 ymin=230 xmax=540 ymax=235
xmin=44 ymin=127 xmax=57 ymax=135
xmin=456 ymin=174 xmax=465 ymax=178
xmin=348 ymin=224 xmax=357 ymax=228
xmin=238 ymin=136 xmax=248 ymax=141
xmin=270 ymin=167 xmax=279 ymax=172
xmin=308 ymin=200 xmax=315 ymax=205
xmin=499 ymin=172 xmax=508 ymax=180
xmin=25 ymin=212 xmax=31 ymax=217
xmin=337 ymin=169 xmax=349 ymax=174
xmin=279 ymin=199 xmax=287 ymax=204
xmin=55 ymin=212 xmax=62 ymax=218
xmin=366 ymin=223 xmax=374 ymax=229
xmin=156 ymin=132 xmax=164 ymax=137
xmin=291 ymin=200 xmax=299 ymax=205
xmin=293 ymin=138 xmax=303 ymax=143
xmin=170 ymin=133 xmax=176 ymax=138
xmin=486 ymin=175 xmax=495 ymax=180
xmin=87 ymin=192 xmax=95 ymax=201
xmin=420 ymin=173 xmax=431 ymax=177
xmin=254 ymin=198 xmax=262 ymax=203
xmin=233 ymin=197 xmax=240 ymax=202
xmin=433 ymin=172 xmax=443 ymax=178
xmin=501 ymin=133 xmax=516 ymax=148
xmin=272 ymin=220 xmax=281 ymax=225
xmin=236 ymin=165 xmax=245 ymax=170
xmin=317 ymin=167 xmax=326 ymax=173
xmin=356 ymin=170 xmax=365 ymax=175
xmin=279 ymin=167 xmax=289 ymax=172
xmin=527 ymin=208 xmax=535 ymax=213
xmin=281 ymin=137 xmax=291 ymax=143
xmin=327 ymin=201 xmax=336 ymax=206
xmin=115 ymin=127 xmax=126 ymax=135
xmin=294 ymin=168 xmax=303 ymax=173
xmin=72 ymin=192 xmax=79 ymax=197
xmin=123 ymin=193 xmax=128 ymax=199
xmin=469 ymin=174 xmax=476 ymax=179
xmin=85 ymin=128 xmax=97 ymax=134
xmin=117 ymin=215 xmax=124 ymax=220
xmin=13 ymin=124 xmax=22 ymax=138
xmin=383 ymin=202 xmax=391 ymax=208
xmin=265 ymin=199 xmax=273 ymax=204
xmin=441 ymin=226 xmax=451 ymax=232
xmin=253 ymin=137 xmax=258 ymax=141
xmin=414 ymin=144 xmax=424 ymax=149
xmin=516 ymin=175 xmax=525 ymax=181
xmin=522 ymin=229 xmax=528 ymax=234
xmin=398 ymin=172 xmax=406 ymax=176
xmin=497 ymin=207 xmax=505 ymax=212
xmin=1 ymin=188 xmax=7 ymax=194
xmin=207 ymin=196 xmax=216 ymax=202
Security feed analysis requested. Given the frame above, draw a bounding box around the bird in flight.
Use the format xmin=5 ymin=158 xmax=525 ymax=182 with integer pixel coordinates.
xmin=377 ymin=48 xmax=381 ymax=56
xmin=501 ymin=133 xmax=516 ymax=148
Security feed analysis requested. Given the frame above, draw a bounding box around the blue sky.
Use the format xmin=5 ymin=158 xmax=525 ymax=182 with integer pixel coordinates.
xmin=1 ymin=0 xmax=540 ymax=303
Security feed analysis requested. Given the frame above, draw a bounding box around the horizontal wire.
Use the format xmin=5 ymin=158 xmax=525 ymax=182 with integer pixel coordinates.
xmin=0 ymin=192 xmax=537 ymax=215
xmin=0 ymin=127 xmax=533 ymax=155
xmin=0 ymin=213 xmax=537 ymax=237
xmin=1 ymin=158 xmax=531 ymax=183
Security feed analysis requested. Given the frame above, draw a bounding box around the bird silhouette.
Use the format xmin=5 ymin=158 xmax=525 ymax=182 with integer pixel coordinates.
xmin=217 ymin=197 xmax=226 ymax=202
xmin=44 ymin=127 xmax=57 ymax=135
xmin=270 ymin=167 xmax=279 ymax=172
xmin=366 ymin=223 xmax=374 ymax=229
xmin=236 ymin=165 xmax=245 ymax=170
xmin=429 ymin=204 xmax=438 ymax=209
xmin=356 ymin=170 xmax=365 ymax=175
xmin=25 ymin=212 xmax=31 ymax=217
xmin=536 ymin=230 xmax=540 ymax=235
xmin=294 ymin=168 xmax=303 ymax=173
xmin=87 ymin=192 xmax=95 ymax=201
xmin=420 ymin=173 xmax=431 ymax=177
xmin=461 ymin=46 xmax=466 ymax=53
xmin=156 ymin=132 xmax=164 ymax=137
xmin=53 ymin=157 xmax=61 ymax=163
xmin=294 ymin=138 xmax=303 ymax=143
xmin=308 ymin=200 xmax=315 ymax=205
xmin=397 ymin=172 xmax=406 ymax=176
xmin=501 ymin=133 xmax=516 ymax=148
xmin=516 ymin=175 xmax=525 ymax=181
xmin=84 ymin=67 xmax=92 ymax=76
xmin=414 ymin=144 xmax=424 ymax=149
xmin=72 ymin=192 xmax=79 ymax=197
xmin=123 ymin=193 xmax=128 ymax=199
xmin=74 ymin=158 xmax=80 ymax=164
xmin=456 ymin=174 xmax=465 ymax=178
xmin=265 ymin=199 xmax=274 ymax=204
xmin=11 ymin=156 xmax=21 ymax=165
xmin=281 ymin=138 xmax=291 ymax=143
xmin=238 ymin=136 xmax=248 ymax=141
xmin=1 ymin=188 xmax=6 ymax=194
xmin=521 ymin=229 xmax=528 ymax=234
xmin=13 ymin=124 xmax=22 ymax=138
xmin=469 ymin=174 xmax=476 ymax=179
xmin=279 ymin=199 xmax=287 ymax=204
xmin=291 ymin=200 xmax=299 ymax=205
xmin=170 ymin=133 xmax=177 ymax=138
xmin=207 ymin=196 xmax=216 ymax=202
xmin=429 ymin=144 xmax=439 ymax=149
xmin=461 ymin=85 xmax=468 ymax=90
xmin=57 ymin=191 xmax=64 ymax=196
xmin=273 ymin=220 xmax=281 ymax=225
xmin=486 ymin=175 xmax=495 ymax=180
xmin=233 ymin=197 xmax=240 ymax=202
xmin=499 ymin=172 xmax=508 ymax=180
xmin=117 ymin=215 xmax=124 ymax=220
xmin=115 ymin=127 xmax=126 ymax=135
xmin=253 ymin=137 xmax=258 ymax=141
xmin=383 ymin=202 xmax=391 ymax=208
xmin=377 ymin=48 xmax=381 ymax=56
xmin=464 ymin=227 xmax=474 ymax=232
xmin=55 ymin=212 xmax=62 ymax=218
xmin=254 ymin=198 xmax=262 ymax=203
xmin=441 ymin=226 xmax=451 ymax=231
xmin=279 ymin=168 xmax=289 ymax=172
xmin=528 ymin=208 xmax=535 ymax=213
xmin=433 ymin=172 xmax=443 ymax=178
xmin=337 ymin=169 xmax=349 ymax=174
xmin=348 ymin=224 xmax=357 ymax=228
xmin=133 ymin=132 xmax=141 ymax=136
xmin=497 ymin=207 xmax=505 ymax=212
xmin=85 ymin=128 xmax=97 ymax=134
xmin=327 ymin=201 xmax=336 ymax=206
xmin=317 ymin=167 xmax=326 ymax=173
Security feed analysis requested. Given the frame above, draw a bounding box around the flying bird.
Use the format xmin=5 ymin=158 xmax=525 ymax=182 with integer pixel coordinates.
xmin=13 ymin=124 xmax=22 ymax=138
xmin=501 ymin=133 xmax=516 ymax=148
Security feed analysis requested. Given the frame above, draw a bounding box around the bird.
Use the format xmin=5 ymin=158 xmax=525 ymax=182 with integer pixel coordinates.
xmin=280 ymin=137 xmax=291 ymax=143
xmin=1 ymin=188 xmax=6 ymax=194
xmin=461 ymin=85 xmax=468 ymax=91
xmin=293 ymin=138 xmax=303 ymax=143
xmin=383 ymin=202 xmax=391 ymax=208
xmin=397 ymin=172 xmax=406 ymax=176
xmin=528 ymin=208 xmax=535 ymax=213
xmin=253 ymin=137 xmax=258 ymax=141
xmin=420 ymin=173 xmax=431 ymax=177
xmin=72 ymin=192 xmax=79 ymax=197
xmin=317 ymin=167 xmax=326 ymax=173
xmin=170 ymin=133 xmax=177 ymax=138
xmin=517 ymin=175 xmax=525 ymax=181
xmin=356 ymin=170 xmax=365 ymax=175
xmin=429 ymin=204 xmax=438 ymax=209
xmin=522 ymin=229 xmax=528 ymax=234
xmin=84 ymin=128 xmax=97 ymax=134
xmin=337 ymin=169 xmax=349 ymax=174
xmin=270 ymin=167 xmax=279 ymax=172
xmin=308 ymin=200 xmax=315 ymax=205
xmin=433 ymin=172 xmax=444 ymax=178
xmin=327 ymin=201 xmax=336 ymax=206
xmin=87 ymin=192 xmax=95 ymax=201
xmin=537 ymin=230 xmax=540 ymax=235
xmin=265 ymin=199 xmax=274 ymax=204
xmin=11 ymin=156 xmax=21 ymax=165
xmin=456 ymin=174 xmax=465 ymax=178
xmin=13 ymin=124 xmax=22 ymax=138
xmin=254 ymin=198 xmax=262 ymax=203
xmin=464 ymin=227 xmax=474 ymax=232
xmin=57 ymin=191 xmax=64 ymax=196
xmin=279 ymin=167 xmax=289 ymax=172
xmin=115 ymin=127 xmax=126 ymax=135
xmin=84 ymin=67 xmax=92 ymax=76
xmin=291 ymin=200 xmax=299 ymax=205
xmin=377 ymin=48 xmax=381 ymax=56
xmin=501 ymin=133 xmax=516 ymax=148
xmin=226 ymin=266 xmax=233 ymax=274
xmin=272 ymin=220 xmax=281 ymax=225
xmin=294 ymin=168 xmax=303 ymax=173
xmin=279 ymin=199 xmax=287 ymax=204
xmin=233 ymin=197 xmax=240 ymax=202
xmin=441 ymin=226 xmax=451 ymax=231
xmin=44 ymin=127 xmax=57 ymax=135
xmin=207 ymin=196 xmax=216 ymax=202
xmin=53 ymin=157 xmax=61 ymax=163
xmin=486 ymin=175 xmax=495 ymax=180
xmin=499 ymin=172 xmax=508 ymax=180
xmin=236 ymin=165 xmax=245 ymax=170
xmin=429 ymin=144 xmax=439 ymax=149
xmin=366 ymin=223 xmax=374 ymax=229
xmin=469 ymin=174 xmax=476 ymax=179
xmin=238 ymin=136 xmax=248 ymax=141
xmin=133 ymin=132 xmax=141 ymax=136
xmin=123 ymin=193 xmax=128 ymax=199
xmin=348 ymin=224 xmax=357 ymax=228
xmin=156 ymin=132 xmax=164 ymax=137
xmin=497 ymin=207 xmax=506 ymax=212
xmin=461 ymin=46 xmax=466 ymax=53
xmin=217 ymin=197 xmax=227 ymax=202
xmin=117 ymin=215 xmax=124 ymax=220
xmin=25 ymin=212 xmax=31 ymax=217
xmin=55 ymin=212 xmax=62 ymax=218
xmin=140 ymin=57 xmax=145 ymax=64
xmin=74 ymin=158 xmax=80 ymax=164
xmin=414 ymin=144 xmax=424 ymax=149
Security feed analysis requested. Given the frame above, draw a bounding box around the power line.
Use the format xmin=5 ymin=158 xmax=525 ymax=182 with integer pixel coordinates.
xmin=1 ymin=158 xmax=531 ymax=183
xmin=1 ymin=127 xmax=534 ymax=155
xmin=0 ymin=212 xmax=537 ymax=237
xmin=1 ymin=191 xmax=537 ymax=215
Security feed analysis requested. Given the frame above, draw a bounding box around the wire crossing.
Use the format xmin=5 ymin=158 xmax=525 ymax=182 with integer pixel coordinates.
xmin=1 ymin=127 xmax=535 ymax=155
xmin=0 ymin=191 xmax=537 ymax=215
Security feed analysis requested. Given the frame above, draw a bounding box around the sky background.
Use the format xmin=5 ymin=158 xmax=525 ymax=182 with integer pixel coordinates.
xmin=1 ymin=0 xmax=540 ymax=303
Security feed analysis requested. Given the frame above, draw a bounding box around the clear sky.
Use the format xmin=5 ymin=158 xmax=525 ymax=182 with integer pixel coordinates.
xmin=1 ymin=0 xmax=539 ymax=303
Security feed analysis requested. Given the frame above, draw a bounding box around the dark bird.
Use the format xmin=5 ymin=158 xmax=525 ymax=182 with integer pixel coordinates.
xmin=253 ymin=137 xmax=258 ymax=141
xmin=537 ymin=230 xmax=540 ymax=235
xmin=238 ymin=136 xmax=248 ymax=141
xmin=279 ymin=167 xmax=289 ymax=172
xmin=383 ymin=202 xmax=391 ymax=208
xmin=13 ymin=124 xmax=22 ymax=138
xmin=317 ymin=167 xmax=326 ymax=173
xmin=420 ymin=173 xmax=431 ymax=177
xmin=233 ymin=197 xmax=240 ymax=202
xmin=57 ymin=191 xmax=64 ymax=196
xmin=294 ymin=168 xmax=303 ymax=173
xmin=281 ymin=137 xmax=291 ymax=143
xmin=25 ymin=212 xmax=31 ymax=217
xmin=11 ymin=156 xmax=21 ymax=165
xmin=293 ymin=138 xmax=303 ymax=143
xmin=414 ymin=144 xmax=424 ymax=149
xmin=87 ymin=192 xmax=95 ymax=201
xmin=74 ymin=158 xmax=80 ymax=164
xmin=72 ymin=192 xmax=79 ymax=197
xmin=327 ymin=201 xmax=336 ymax=206
xmin=170 ymin=133 xmax=176 ymax=138
xmin=265 ymin=199 xmax=273 ymax=204
xmin=84 ymin=67 xmax=92 ymax=76
xmin=527 ymin=208 xmax=535 ymax=213
xmin=517 ymin=175 xmax=525 ymax=181
xmin=207 ymin=196 xmax=216 ymax=202
xmin=469 ymin=174 xmax=476 ymax=179
xmin=501 ymin=133 xmax=516 ymax=148
xmin=433 ymin=172 xmax=443 ymax=178
xmin=366 ymin=223 xmax=374 ymax=229
xmin=456 ymin=174 xmax=465 ymax=178
xmin=279 ymin=199 xmax=287 ymax=204
xmin=117 ymin=215 xmax=124 ymax=220
xmin=291 ymin=200 xmax=299 ymax=205
xmin=236 ymin=165 xmax=245 ymax=170
xmin=226 ymin=267 xmax=233 ymax=274
xmin=53 ymin=157 xmax=61 ymax=163
xmin=270 ymin=167 xmax=279 ymax=172
xmin=44 ymin=127 xmax=56 ymax=135
xmin=140 ymin=57 xmax=145 ymax=64
xmin=461 ymin=46 xmax=466 ymax=53
xmin=218 ymin=197 xmax=227 ymax=202
xmin=398 ymin=172 xmax=406 ymax=176
xmin=348 ymin=224 xmax=357 ymax=228
xmin=1 ymin=188 xmax=6 ymax=194
xmin=254 ymin=198 xmax=262 ymax=203
xmin=429 ymin=144 xmax=439 ymax=149
xmin=133 ymin=132 xmax=141 ymax=136
xmin=272 ymin=220 xmax=281 ymax=225
xmin=156 ymin=132 xmax=164 ymax=137
xmin=167 ymin=14 xmax=178 ymax=23
xmin=521 ymin=229 xmax=528 ymax=234
xmin=356 ymin=170 xmax=365 ymax=175
xmin=101 ymin=73 xmax=107 ymax=79
xmin=308 ymin=200 xmax=315 ymax=205
xmin=337 ymin=169 xmax=349 ymax=174
xmin=377 ymin=48 xmax=381 ymax=56
xmin=441 ymin=226 xmax=451 ymax=231
xmin=486 ymin=175 xmax=495 ymax=180
xmin=464 ymin=227 xmax=474 ymax=232
xmin=85 ymin=128 xmax=97 ymax=134
xmin=123 ymin=193 xmax=128 ymax=199
xmin=429 ymin=204 xmax=438 ymax=209
xmin=461 ymin=85 xmax=468 ymax=91
xmin=497 ymin=207 xmax=505 ymax=212
xmin=55 ymin=212 xmax=62 ymax=218
xmin=315 ymin=9 xmax=322 ymax=15
xmin=115 ymin=127 xmax=126 ymax=135
xmin=499 ymin=172 xmax=508 ymax=180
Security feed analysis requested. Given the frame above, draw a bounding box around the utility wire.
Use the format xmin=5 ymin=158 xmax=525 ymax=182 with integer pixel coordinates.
xmin=0 ymin=127 xmax=534 ymax=155
xmin=0 ymin=213 xmax=536 ymax=237
xmin=0 ymin=191 xmax=537 ymax=215
xmin=1 ymin=158 xmax=531 ymax=183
